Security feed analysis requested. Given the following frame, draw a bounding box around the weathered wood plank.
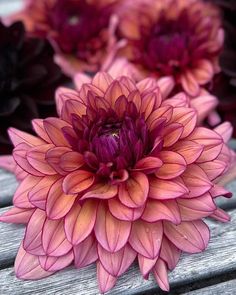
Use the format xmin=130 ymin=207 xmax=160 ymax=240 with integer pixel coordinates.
xmin=0 ymin=0 xmax=23 ymax=17
xmin=0 ymin=207 xmax=236 ymax=294
xmin=0 ymin=170 xmax=18 ymax=207
xmin=183 ymin=279 xmax=236 ymax=295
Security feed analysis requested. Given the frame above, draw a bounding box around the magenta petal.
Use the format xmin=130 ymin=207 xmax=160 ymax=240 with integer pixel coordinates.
xmin=42 ymin=218 xmax=72 ymax=256
xmin=15 ymin=244 xmax=54 ymax=280
xmin=64 ymin=200 xmax=97 ymax=245
xmin=74 ymin=235 xmax=98 ymax=268
xmin=94 ymin=203 xmax=131 ymax=252
xmin=63 ymin=170 xmax=95 ymax=194
xmin=138 ymin=254 xmax=157 ymax=279
xmin=164 ymin=220 xmax=210 ymax=253
xmin=23 ymin=209 xmax=46 ymax=255
xmin=0 ymin=207 xmax=34 ymax=224
xmin=39 ymin=251 xmax=74 ymax=272
xmin=98 ymin=244 xmax=136 ymax=277
xmin=97 ymin=262 xmax=117 ymax=293
xmin=118 ymin=172 xmax=149 ymax=208
xmin=153 ymin=259 xmax=170 ymax=292
xmin=129 ymin=220 xmax=163 ymax=259
xmin=160 ymin=237 xmax=181 ymax=270
xmin=142 ymin=199 xmax=181 ymax=224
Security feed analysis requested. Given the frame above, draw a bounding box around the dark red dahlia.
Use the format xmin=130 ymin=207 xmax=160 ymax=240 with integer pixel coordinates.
xmin=0 ymin=21 xmax=66 ymax=154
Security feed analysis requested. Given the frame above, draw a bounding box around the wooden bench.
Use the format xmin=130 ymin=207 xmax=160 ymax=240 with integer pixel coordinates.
xmin=0 ymin=168 xmax=236 ymax=295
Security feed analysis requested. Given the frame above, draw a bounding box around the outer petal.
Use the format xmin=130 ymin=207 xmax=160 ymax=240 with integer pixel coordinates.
xmin=8 ymin=127 xmax=45 ymax=147
xmin=15 ymin=244 xmax=54 ymax=280
xmin=60 ymin=151 xmax=84 ymax=172
xmin=80 ymin=183 xmax=118 ymax=201
xmin=32 ymin=119 xmax=51 ymax=143
xmin=160 ymin=236 xmax=181 ymax=270
xmin=171 ymin=140 xmax=203 ymax=164
xmin=0 ymin=207 xmax=34 ymax=224
xmin=181 ymin=71 xmax=200 ymax=97
xmin=92 ymin=72 xmax=113 ymax=93
xmin=97 ymin=262 xmax=117 ymax=294
xmin=46 ymin=178 xmax=76 ymax=219
xmin=46 ymin=147 xmax=71 ymax=175
xmin=118 ymin=172 xmax=149 ymax=208
xmin=210 ymin=208 xmax=231 ymax=223
xmin=63 ymin=170 xmax=95 ymax=194
xmin=164 ymin=220 xmax=210 ymax=253
xmin=162 ymin=123 xmax=184 ymax=147
xmin=157 ymin=76 xmax=175 ymax=99
xmin=39 ymin=251 xmax=73 ymax=272
xmin=129 ymin=220 xmax=163 ymax=259
xmin=214 ymin=122 xmax=233 ymax=144
xmin=153 ymin=259 xmax=170 ymax=292
xmin=138 ymin=255 xmax=157 ymax=279
xmin=94 ymin=203 xmax=131 ymax=252
xmin=98 ymin=244 xmax=136 ymax=276
xmin=64 ymin=200 xmax=97 ymax=245
xmin=74 ymin=235 xmax=98 ymax=268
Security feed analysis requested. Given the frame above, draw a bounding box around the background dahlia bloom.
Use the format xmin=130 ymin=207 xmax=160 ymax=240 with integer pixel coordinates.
xmin=0 ymin=72 xmax=233 ymax=293
xmin=7 ymin=0 xmax=121 ymax=76
xmin=116 ymin=0 xmax=224 ymax=97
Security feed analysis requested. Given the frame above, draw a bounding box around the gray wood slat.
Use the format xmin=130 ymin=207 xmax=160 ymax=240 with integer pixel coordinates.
xmin=0 ymin=170 xmax=18 ymax=207
xmin=183 ymin=279 xmax=236 ymax=295
xmin=0 ymin=206 xmax=236 ymax=294
xmin=0 ymin=0 xmax=23 ymax=17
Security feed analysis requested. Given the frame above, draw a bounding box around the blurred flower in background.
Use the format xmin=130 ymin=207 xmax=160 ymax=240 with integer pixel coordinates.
xmin=0 ymin=21 xmax=65 ymax=154
xmin=9 ymin=0 xmax=122 ymax=76
xmin=116 ymin=0 xmax=223 ymax=97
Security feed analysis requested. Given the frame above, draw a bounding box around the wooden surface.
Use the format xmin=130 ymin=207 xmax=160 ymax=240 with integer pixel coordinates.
xmin=0 ymin=168 xmax=236 ymax=295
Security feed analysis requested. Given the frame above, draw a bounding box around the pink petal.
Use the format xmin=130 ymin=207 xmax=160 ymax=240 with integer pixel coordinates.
xmin=92 ymin=72 xmax=113 ymax=93
xmin=97 ymin=262 xmax=117 ymax=294
xmin=129 ymin=220 xmax=163 ymax=259
xmin=138 ymin=255 xmax=157 ymax=279
xmin=74 ymin=72 xmax=92 ymax=90
xmin=43 ymin=118 xmax=71 ymax=147
xmin=162 ymin=123 xmax=184 ymax=147
xmin=187 ymin=127 xmax=223 ymax=163
xmin=105 ymin=80 xmax=129 ymax=107
xmin=46 ymin=178 xmax=76 ymax=219
xmin=64 ymin=200 xmax=97 ymax=245
xmin=210 ymin=185 xmax=232 ymax=198
xmin=42 ymin=218 xmax=72 ymax=256
xmin=181 ymin=164 xmax=212 ymax=198
xmin=80 ymin=183 xmax=118 ymax=201
xmin=163 ymin=92 xmax=189 ymax=108
xmin=55 ymin=87 xmax=80 ymax=116
xmin=160 ymin=237 xmax=181 ymax=270
xmin=118 ymin=172 xmax=149 ymax=208
xmin=157 ymin=76 xmax=175 ymax=99
xmin=172 ymin=140 xmax=203 ymax=164
xmin=141 ymin=92 xmax=160 ymax=120
xmin=142 ymin=199 xmax=181 ymax=224
xmin=214 ymin=122 xmax=233 ymax=143
xmin=137 ymin=78 xmax=157 ymax=92
xmin=108 ymin=198 xmax=144 ymax=221
xmin=15 ymin=244 xmax=54 ymax=280
xmin=13 ymin=175 xmax=41 ymax=208
xmin=191 ymin=95 xmax=218 ymax=124
xmin=147 ymin=106 xmax=173 ymax=130
xmin=210 ymin=208 xmax=231 ymax=223
xmin=94 ymin=203 xmax=131 ymax=252
xmin=153 ymin=259 xmax=170 ymax=292
xmin=164 ymin=220 xmax=210 ymax=253
xmin=63 ymin=170 xmax=95 ymax=194
xmin=177 ymin=193 xmax=216 ymax=221
xmin=27 ymin=144 xmax=56 ymax=175
xmin=192 ymin=59 xmax=214 ymax=85
xmin=62 ymin=99 xmax=87 ymax=123
xmin=0 ymin=207 xmax=34 ymax=224
xmin=134 ymin=157 xmax=163 ymax=174
xmin=149 ymin=177 xmax=189 ymax=200
xmin=32 ymin=119 xmax=51 ymax=143
xmin=46 ymin=146 xmax=71 ymax=175
xmin=155 ymin=151 xmax=186 ymax=179
xmin=98 ymin=244 xmax=136 ymax=276
xmin=60 ymin=151 xmax=84 ymax=172
xmin=23 ymin=209 xmax=46 ymax=255
xmin=39 ymin=251 xmax=73 ymax=272
xmin=181 ymin=71 xmax=200 ymax=97
xmin=8 ymin=127 xmax=45 ymax=147
xmin=199 ymin=160 xmax=226 ymax=180
xmin=74 ymin=235 xmax=98 ymax=268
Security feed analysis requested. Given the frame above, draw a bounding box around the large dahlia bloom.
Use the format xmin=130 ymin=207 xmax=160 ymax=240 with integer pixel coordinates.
xmin=116 ymin=0 xmax=224 ymax=97
xmin=7 ymin=0 xmax=121 ymax=76
xmin=0 ymin=73 xmax=233 ymax=293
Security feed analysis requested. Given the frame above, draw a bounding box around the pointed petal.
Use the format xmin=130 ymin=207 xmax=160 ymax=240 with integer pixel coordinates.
xmin=63 ymin=170 xmax=95 ymax=194
xmin=15 ymin=244 xmax=54 ymax=280
xmin=172 ymin=140 xmax=203 ymax=164
xmin=64 ymin=200 xmax=97 ymax=245
xmin=74 ymin=235 xmax=98 ymax=268
xmin=0 ymin=207 xmax=34 ymax=224
xmin=138 ymin=255 xmax=157 ymax=279
xmin=98 ymin=244 xmax=136 ymax=276
xmin=39 ymin=251 xmax=73 ymax=272
xmin=46 ymin=178 xmax=76 ymax=219
xmin=92 ymin=72 xmax=113 ymax=93
xmin=74 ymin=73 xmax=92 ymax=90
xmin=105 ymin=80 xmax=129 ymax=107
xmin=8 ymin=127 xmax=45 ymax=147
xmin=129 ymin=220 xmax=163 ymax=259
xmin=142 ymin=199 xmax=181 ymax=224
xmin=157 ymin=76 xmax=175 ymax=99
xmin=46 ymin=146 xmax=71 ymax=175
xmin=32 ymin=119 xmax=51 ymax=143
xmin=60 ymin=151 xmax=84 ymax=172
xmin=181 ymin=71 xmax=200 ymax=97
xmin=162 ymin=123 xmax=184 ymax=147
xmin=134 ymin=157 xmax=163 ymax=174
xmin=214 ymin=122 xmax=233 ymax=143
xmin=80 ymin=183 xmax=118 ymax=201
xmin=153 ymin=259 xmax=170 ymax=292
xmin=210 ymin=208 xmax=231 ymax=223
xmin=164 ymin=220 xmax=210 ymax=253
xmin=95 ymin=203 xmax=131 ymax=252
xmin=97 ymin=262 xmax=117 ymax=294
xmin=160 ymin=237 xmax=181 ymax=270
xmin=199 ymin=160 xmax=226 ymax=180
xmin=55 ymin=87 xmax=79 ymax=116
xmin=171 ymin=108 xmax=197 ymax=138
xmin=118 ymin=172 xmax=149 ymax=208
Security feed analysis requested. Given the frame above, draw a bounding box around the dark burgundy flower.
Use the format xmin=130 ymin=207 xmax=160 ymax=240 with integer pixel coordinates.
xmin=0 ymin=21 xmax=65 ymax=154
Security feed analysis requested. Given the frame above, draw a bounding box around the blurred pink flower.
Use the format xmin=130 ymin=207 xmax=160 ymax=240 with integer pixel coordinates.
xmin=0 ymin=72 xmax=233 ymax=293
xmin=7 ymin=0 xmax=121 ymax=76
xmin=116 ymin=0 xmax=224 ymax=97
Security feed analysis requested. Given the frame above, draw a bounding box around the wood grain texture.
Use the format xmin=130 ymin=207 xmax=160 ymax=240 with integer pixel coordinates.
xmin=0 ymin=170 xmax=18 ymax=207
xmin=0 ymin=0 xmax=23 ymax=17
xmin=0 ymin=207 xmax=236 ymax=294
xmin=183 ymin=279 xmax=236 ymax=295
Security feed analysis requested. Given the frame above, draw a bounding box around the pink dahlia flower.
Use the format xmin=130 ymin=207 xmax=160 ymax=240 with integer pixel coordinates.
xmin=116 ymin=0 xmax=224 ymax=97
xmin=7 ymin=0 xmax=121 ymax=76
xmin=0 ymin=72 xmax=234 ymax=293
